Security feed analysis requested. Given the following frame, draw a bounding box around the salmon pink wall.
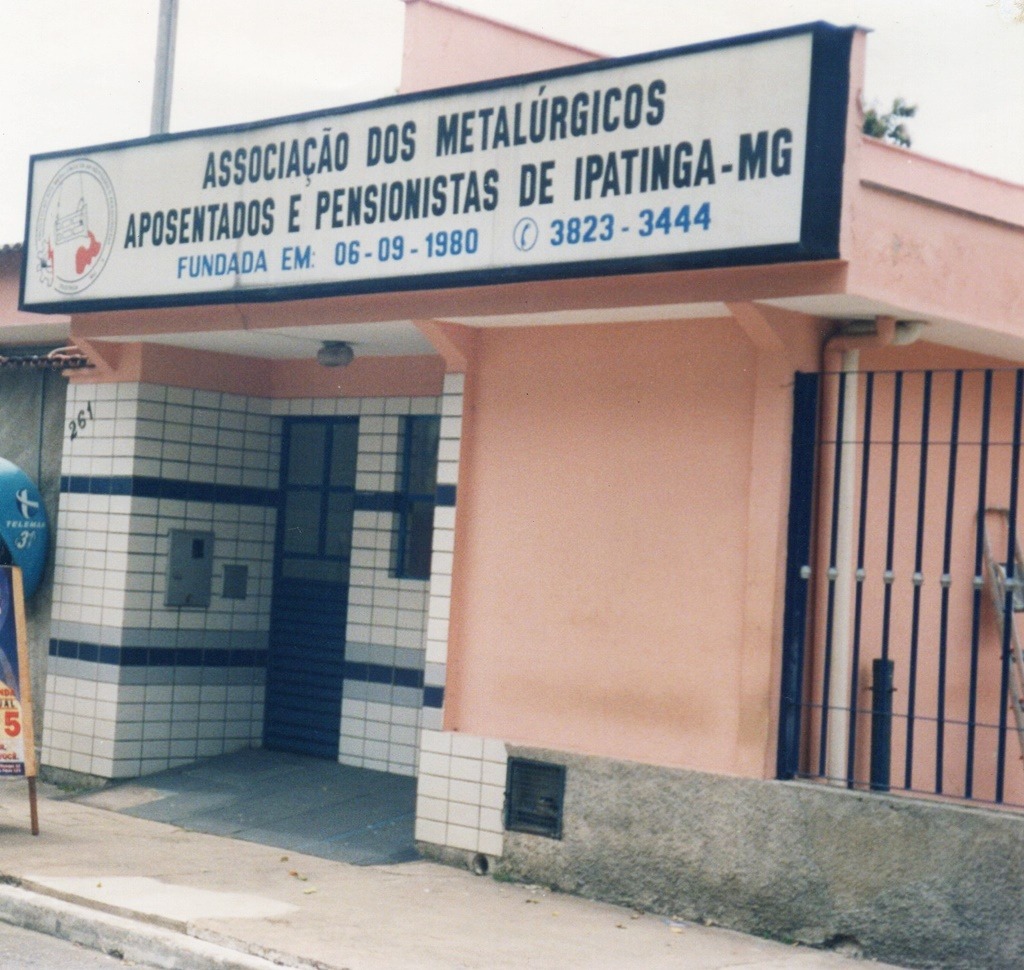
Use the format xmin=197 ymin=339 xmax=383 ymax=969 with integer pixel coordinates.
xmin=67 ymin=338 xmax=445 ymax=399
xmin=444 ymin=318 xmax=801 ymax=774
xmin=845 ymin=140 xmax=1024 ymax=344
xmin=399 ymin=0 xmax=596 ymax=94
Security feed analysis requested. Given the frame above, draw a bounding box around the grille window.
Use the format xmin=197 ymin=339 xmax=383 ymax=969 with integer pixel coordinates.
xmin=505 ymin=758 xmax=566 ymax=839
xmin=394 ymin=415 xmax=440 ymax=580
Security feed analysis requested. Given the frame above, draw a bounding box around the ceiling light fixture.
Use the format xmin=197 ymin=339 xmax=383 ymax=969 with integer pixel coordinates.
xmin=315 ymin=341 xmax=355 ymax=368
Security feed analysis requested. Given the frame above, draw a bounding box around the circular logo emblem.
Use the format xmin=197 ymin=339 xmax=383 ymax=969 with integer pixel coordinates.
xmin=34 ymin=158 xmax=116 ymax=296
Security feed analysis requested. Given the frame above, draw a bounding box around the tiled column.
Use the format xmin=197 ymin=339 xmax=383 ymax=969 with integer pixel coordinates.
xmin=415 ymin=372 xmax=509 ymax=859
xmin=43 ymin=382 xmax=277 ymax=779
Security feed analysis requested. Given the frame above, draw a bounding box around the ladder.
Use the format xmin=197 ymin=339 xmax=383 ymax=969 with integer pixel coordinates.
xmin=983 ymin=507 xmax=1024 ymax=766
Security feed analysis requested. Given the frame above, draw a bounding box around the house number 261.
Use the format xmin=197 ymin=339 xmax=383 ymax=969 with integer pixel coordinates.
xmin=68 ymin=401 xmax=94 ymax=440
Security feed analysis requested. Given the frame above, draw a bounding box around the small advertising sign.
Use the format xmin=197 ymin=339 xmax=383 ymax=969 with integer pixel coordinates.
xmin=0 ymin=458 xmax=49 ymax=598
xmin=0 ymin=566 xmax=39 ymax=833
xmin=0 ymin=567 xmax=36 ymax=777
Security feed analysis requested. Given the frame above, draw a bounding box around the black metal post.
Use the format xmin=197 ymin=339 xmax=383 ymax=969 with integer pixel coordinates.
xmin=776 ymin=373 xmax=820 ymax=780
xmin=870 ymin=658 xmax=895 ymax=791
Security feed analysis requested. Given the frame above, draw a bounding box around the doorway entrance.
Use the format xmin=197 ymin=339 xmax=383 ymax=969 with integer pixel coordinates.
xmin=264 ymin=418 xmax=358 ymax=758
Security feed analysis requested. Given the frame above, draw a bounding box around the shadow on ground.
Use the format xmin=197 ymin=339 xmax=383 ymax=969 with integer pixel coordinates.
xmin=73 ymin=748 xmax=418 ymax=865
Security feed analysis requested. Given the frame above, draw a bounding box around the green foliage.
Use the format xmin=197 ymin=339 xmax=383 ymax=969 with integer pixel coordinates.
xmin=862 ymin=97 xmax=916 ymax=148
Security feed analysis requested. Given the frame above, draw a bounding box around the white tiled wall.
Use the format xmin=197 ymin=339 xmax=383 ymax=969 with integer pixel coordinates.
xmin=44 ymin=382 xmax=276 ymax=778
xmin=44 ymin=381 xmax=445 ymax=781
xmin=415 ymin=729 xmax=507 ymax=857
xmin=422 ymin=372 xmax=462 ymax=729
xmin=414 ymin=372 xmax=510 ymax=859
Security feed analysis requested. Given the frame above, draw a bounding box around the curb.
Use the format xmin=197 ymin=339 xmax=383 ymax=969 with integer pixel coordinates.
xmin=0 ymin=883 xmax=333 ymax=970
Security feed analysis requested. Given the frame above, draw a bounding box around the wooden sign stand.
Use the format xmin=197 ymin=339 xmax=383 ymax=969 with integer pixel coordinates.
xmin=0 ymin=566 xmax=39 ymax=835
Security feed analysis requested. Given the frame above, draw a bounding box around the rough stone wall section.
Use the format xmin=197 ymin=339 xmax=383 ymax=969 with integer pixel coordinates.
xmin=495 ymin=745 xmax=1024 ymax=970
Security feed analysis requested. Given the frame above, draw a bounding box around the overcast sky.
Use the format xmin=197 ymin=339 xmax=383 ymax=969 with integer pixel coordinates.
xmin=1 ymin=0 xmax=1022 ymax=244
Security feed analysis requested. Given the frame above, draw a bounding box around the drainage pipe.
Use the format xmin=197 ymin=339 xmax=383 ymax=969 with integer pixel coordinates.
xmin=825 ymin=346 xmax=860 ymax=782
xmin=821 ymin=317 xmax=923 ymax=783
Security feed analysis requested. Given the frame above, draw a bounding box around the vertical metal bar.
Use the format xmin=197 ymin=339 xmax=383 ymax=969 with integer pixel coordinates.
xmin=995 ymin=369 xmax=1024 ymax=803
xmin=827 ymin=354 xmax=860 ymax=782
xmin=319 ymin=421 xmax=335 ymax=557
xmin=37 ymin=372 xmax=47 ymax=487
xmin=904 ymin=371 xmax=932 ymax=790
xmin=966 ymin=370 xmax=993 ymax=799
xmin=818 ymin=370 xmax=849 ymax=778
xmin=846 ymin=372 xmax=875 ymax=787
xmin=151 ymin=0 xmax=179 ymax=135
xmin=935 ymin=370 xmax=963 ymax=794
xmin=777 ymin=372 xmax=821 ymax=780
xmin=870 ymin=658 xmax=895 ymax=791
xmin=880 ymin=373 xmax=903 ymax=667
xmin=395 ymin=417 xmax=412 ymax=575
xmin=27 ymin=775 xmax=39 ymax=836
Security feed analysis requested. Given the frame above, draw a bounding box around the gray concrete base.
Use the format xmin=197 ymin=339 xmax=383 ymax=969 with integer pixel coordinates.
xmin=0 ymin=884 xmax=300 ymax=970
xmin=40 ymin=765 xmax=109 ymax=794
xmin=493 ymin=746 xmax=1024 ymax=970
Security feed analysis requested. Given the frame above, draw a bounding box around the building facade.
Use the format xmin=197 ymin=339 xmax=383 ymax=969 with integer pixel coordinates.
xmin=6 ymin=4 xmax=1024 ymax=967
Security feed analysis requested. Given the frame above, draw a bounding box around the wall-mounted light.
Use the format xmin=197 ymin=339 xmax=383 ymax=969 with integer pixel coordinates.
xmin=316 ymin=341 xmax=355 ymax=367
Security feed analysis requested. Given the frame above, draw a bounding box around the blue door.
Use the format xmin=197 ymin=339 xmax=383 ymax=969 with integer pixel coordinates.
xmin=264 ymin=418 xmax=358 ymax=758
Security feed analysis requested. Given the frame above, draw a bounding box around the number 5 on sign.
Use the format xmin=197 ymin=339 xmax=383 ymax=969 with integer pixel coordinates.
xmin=4 ymin=709 xmax=21 ymax=736
xmin=0 ymin=566 xmax=39 ymax=834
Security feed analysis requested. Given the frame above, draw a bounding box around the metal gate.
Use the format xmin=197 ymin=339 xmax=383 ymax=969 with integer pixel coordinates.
xmin=778 ymin=368 xmax=1024 ymax=809
xmin=264 ymin=418 xmax=358 ymax=758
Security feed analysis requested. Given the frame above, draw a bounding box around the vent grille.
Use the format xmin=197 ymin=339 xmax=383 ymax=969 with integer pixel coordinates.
xmin=505 ymin=758 xmax=566 ymax=839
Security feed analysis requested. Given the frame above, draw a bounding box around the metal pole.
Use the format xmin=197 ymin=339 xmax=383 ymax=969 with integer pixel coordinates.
xmin=776 ymin=373 xmax=820 ymax=779
xmin=870 ymin=658 xmax=895 ymax=791
xmin=826 ymin=349 xmax=858 ymax=781
xmin=151 ymin=0 xmax=179 ymax=135
xmin=28 ymin=777 xmax=39 ymax=835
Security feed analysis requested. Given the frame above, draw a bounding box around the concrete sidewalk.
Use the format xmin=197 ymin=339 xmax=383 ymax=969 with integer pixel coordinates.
xmin=0 ymin=777 xmax=908 ymax=970
xmin=74 ymin=748 xmax=419 ymax=866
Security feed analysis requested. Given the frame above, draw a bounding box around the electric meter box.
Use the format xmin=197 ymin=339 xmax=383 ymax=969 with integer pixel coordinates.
xmin=165 ymin=529 xmax=214 ymax=608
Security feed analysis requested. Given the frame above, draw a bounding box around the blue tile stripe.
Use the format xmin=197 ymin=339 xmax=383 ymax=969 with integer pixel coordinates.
xmin=61 ymin=475 xmax=277 ymax=507
xmin=60 ymin=475 xmax=455 ymax=509
xmin=49 ymin=639 xmax=436 ymax=702
xmin=49 ymin=639 xmax=268 ymax=668
xmin=355 ymin=491 xmax=400 ymax=513
xmin=343 ymin=661 xmax=424 ymax=690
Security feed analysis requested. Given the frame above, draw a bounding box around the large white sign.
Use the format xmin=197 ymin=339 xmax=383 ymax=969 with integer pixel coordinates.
xmin=21 ymin=23 xmax=852 ymax=313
